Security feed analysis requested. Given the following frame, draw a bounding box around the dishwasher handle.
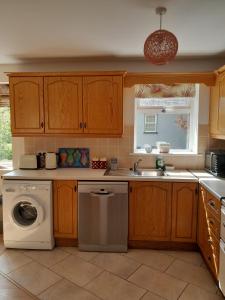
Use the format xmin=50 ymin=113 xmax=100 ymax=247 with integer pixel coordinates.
xmin=90 ymin=192 xmax=115 ymax=197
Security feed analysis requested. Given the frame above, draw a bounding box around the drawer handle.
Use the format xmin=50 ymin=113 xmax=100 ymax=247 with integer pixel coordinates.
xmin=208 ymin=200 xmax=219 ymax=213
xmin=208 ymin=238 xmax=213 ymax=243
xmin=209 ymin=219 xmax=214 ymax=225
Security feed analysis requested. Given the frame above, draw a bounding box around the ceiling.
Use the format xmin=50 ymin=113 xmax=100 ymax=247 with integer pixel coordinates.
xmin=0 ymin=0 xmax=225 ymax=64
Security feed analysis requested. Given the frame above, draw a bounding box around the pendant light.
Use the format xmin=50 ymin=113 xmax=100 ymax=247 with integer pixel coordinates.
xmin=144 ymin=7 xmax=178 ymax=65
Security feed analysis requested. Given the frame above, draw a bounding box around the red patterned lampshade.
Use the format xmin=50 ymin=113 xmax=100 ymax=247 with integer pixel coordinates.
xmin=144 ymin=7 xmax=178 ymax=65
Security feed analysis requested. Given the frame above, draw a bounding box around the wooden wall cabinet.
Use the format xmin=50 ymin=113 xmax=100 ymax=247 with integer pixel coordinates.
xmin=129 ymin=181 xmax=172 ymax=241
xmin=10 ymin=77 xmax=44 ymax=134
xmin=210 ymin=72 xmax=225 ymax=139
xmin=198 ymin=185 xmax=221 ymax=279
xmin=9 ymin=72 xmax=124 ymax=136
xmin=83 ymin=76 xmax=123 ymax=135
xmin=53 ymin=180 xmax=77 ymax=240
xmin=171 ymin=182 xmax=198 ymax=242
xmin=44 ymin=77 xmax=83 ymax=134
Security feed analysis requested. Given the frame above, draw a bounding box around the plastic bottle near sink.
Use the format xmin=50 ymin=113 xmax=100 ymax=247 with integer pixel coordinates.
xmin=156 ymin=156 xmax=165 ymax=170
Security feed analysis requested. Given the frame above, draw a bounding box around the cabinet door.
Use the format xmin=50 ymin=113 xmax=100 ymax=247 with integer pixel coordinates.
xmin=209 ymin=82 xmax=219 ymax=135
xmin=44 ymin=77 xmax=83 ymax=133
xmin=83 ymin=76 xmax=123 ymax=135
xmin=129 ymin=181 xmax=172 ymax=241
xmin=171 ymin=183 xmax=198 ymax=242
xmin=218 ymin=74 xmax=225 ymax=135
xmin=10 ymin=77 xmax=44 ymax=134
xmin=53 ymin=180 xmax=77 ymax=239
xmin=198 ymin=186 xmax=208 ymax=252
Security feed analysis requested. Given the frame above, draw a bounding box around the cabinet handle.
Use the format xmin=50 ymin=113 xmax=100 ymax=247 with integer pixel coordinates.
xmin=79 ymin=122 xmax=83 ymax=129
xmin=129 ymin=186 xmax=133 ymax=193
xmin=84 ymin=122 xmax=87 ymax=129
xmin=74 ymin=186 xmax=77 ymax=192
xmin=41 ymin=121 xmax=44 ymax=128
xmin=209 ymin=219 xmax=214 ymax=225
xmin=208 ymin=200 xmax=219 ymax=213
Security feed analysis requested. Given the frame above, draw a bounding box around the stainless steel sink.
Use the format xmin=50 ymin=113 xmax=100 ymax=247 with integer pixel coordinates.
xmin=135 ymin=169 xmax=165 ymax=177
xmin=104 ymin=169 xmax=166 ymax=177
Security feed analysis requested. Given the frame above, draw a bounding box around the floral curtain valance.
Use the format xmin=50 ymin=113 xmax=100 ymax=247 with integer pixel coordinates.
xmin=135 ymin=84 xmax=196 ymax=98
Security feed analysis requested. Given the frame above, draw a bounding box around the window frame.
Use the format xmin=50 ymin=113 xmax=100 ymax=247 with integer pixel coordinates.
xmin=144 ymin=114 xmax=157 ymax=133
xmin=134 ymin=84 xmax=199 ymax=155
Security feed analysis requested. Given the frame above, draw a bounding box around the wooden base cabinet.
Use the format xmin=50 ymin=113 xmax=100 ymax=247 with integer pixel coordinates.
xmin=129 ymin=181 xmax=172 ymax=241
xmin=53 ymin=180 xmax=77 ymax=240
xmin=171 ymin=182 xmax=198 ymax=242
xmin=129 ymin=181 xmax=198 ymax=247
xmin=198 ymin=185 xmax=221 ymax=279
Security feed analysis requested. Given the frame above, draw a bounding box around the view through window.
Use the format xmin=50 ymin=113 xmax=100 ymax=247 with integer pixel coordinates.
xmin=0 ymin=82 xmax=12 ymax=168
xmin=134 ymin=84 xmax=199 ymax=154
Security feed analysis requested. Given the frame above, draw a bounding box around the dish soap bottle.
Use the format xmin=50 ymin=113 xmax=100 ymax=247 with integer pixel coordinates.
xmin=156 ymin=156 xmax=165 ymax=170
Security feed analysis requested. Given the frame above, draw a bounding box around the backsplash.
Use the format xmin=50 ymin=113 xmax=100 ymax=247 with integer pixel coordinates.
xmin=24 ymin=87 xmax=225 ymax=170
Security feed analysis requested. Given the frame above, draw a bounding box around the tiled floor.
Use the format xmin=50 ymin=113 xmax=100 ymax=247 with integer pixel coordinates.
xmin=0 ymin=239 xmax=224 ymax=300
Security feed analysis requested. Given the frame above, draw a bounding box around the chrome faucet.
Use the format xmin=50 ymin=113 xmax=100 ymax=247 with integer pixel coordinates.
xmin=133 ymin=159 xmax=142 ymax=173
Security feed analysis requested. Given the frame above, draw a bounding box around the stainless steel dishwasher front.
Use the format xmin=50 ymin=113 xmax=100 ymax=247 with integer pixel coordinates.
xmin=78 ymin=181 xmax=128 ymax=252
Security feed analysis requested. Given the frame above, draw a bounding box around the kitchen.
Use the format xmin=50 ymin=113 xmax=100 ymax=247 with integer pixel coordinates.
xmin=0 ymin=1 xmax=225 ymax=300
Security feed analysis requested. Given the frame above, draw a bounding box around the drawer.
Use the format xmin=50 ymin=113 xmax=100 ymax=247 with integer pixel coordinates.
xmin=207 ymin=210 xmax=221 ymax=239
xmin=205 ymin=192 xmax=221 ymax=219
xmin=203 ymin=232 xmax=220 ymax=279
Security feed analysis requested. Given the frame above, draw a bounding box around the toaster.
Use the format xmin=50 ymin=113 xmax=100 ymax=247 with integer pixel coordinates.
xmin=19 ymin=155 xmax=39 ymax=169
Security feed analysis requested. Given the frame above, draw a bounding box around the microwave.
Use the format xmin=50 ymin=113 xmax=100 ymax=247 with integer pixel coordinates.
xmin=205 ymin=150 xmax=225 ymax=177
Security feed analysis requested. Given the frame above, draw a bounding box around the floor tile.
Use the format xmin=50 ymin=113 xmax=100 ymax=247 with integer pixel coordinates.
xmin=128 ymin=265 xmax=187 ymax=300
xmin=86 ymin=271 xmax=146 ymax=300
xmin=0 ymin=273 xmax=35 ymax=299
xmin=23 ymin=248 xmax=69 ymax=267
xmin=8 ymin=261 xmax=61 ymax=296
xmin=141 ymin=291 xmax=165 ymax=300
xmin=159 ymin=250 xmax=204 ymax=266
xmin=51 ymin=255 xmax=102 ymax=287
xmin=39 ymin=279 xmax=100 ymax=300
xmin=60 ymin=247 xmax=99 ymax=261
xmin=166 ymin=259 xmax=218 ymax=293
xmin=179 ymin=284 xmax=224 ymax=300
xmin=91 ymin=253 xmax=140 ymax=279
xmin=0 ymin=249 xmax=32 ymax=274
xmin=123 ymin=249 xmax=174 ymax=271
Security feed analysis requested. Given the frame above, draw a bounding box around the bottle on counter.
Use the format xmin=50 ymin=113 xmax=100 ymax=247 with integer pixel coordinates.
xmin=156 ymin=156 xmax=165 ymax=170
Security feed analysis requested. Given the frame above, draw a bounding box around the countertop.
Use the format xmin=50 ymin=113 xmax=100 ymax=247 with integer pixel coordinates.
xmin=190 ymin=170 xmax=225 ymax=200
xmin=2 ymin=168 xmax=198 ymax=182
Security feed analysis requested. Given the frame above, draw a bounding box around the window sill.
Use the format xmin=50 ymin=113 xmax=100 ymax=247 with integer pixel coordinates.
xmin=131 ymin=150 xmax=203 ymax=157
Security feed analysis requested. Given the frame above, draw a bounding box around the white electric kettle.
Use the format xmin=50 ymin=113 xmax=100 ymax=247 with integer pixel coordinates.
xmin=45 ymin=152 xmax=57 ymax=169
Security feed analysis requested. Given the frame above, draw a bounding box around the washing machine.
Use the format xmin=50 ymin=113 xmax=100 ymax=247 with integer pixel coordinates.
xmin=2 ymin=180 xmax=54 ymax=249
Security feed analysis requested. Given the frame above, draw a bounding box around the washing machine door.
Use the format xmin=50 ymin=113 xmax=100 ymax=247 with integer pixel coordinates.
xmin=11 ymin=195 xmax=44 ymax=230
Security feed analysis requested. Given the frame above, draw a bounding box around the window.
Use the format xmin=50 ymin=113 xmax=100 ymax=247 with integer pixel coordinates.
xmin=0 ymin=82 xmax=12 ymax=168
xmin=144 ymin=114 xmax=157 ymax=133
xmin=134 ymin=84 xmax=199 ymax=154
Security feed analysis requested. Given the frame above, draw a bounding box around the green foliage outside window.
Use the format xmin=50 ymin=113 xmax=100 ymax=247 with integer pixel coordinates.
xmin=0 ymin=107 xmax=12 ymax=161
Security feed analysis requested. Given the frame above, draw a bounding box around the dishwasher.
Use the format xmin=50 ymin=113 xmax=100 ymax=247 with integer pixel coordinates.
xmin=78 ymin=181 xmax=128 ymax=252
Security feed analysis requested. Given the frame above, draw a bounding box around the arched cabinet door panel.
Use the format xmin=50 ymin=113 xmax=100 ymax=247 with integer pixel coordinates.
xmin=83 ymin=76 xmax=123 ymax=135
xmin=44 ymin=77 xmax=83 ymax=134
xmin=129 ymin=181 xmax=172 ymax=241
xmin=10 ymin=77 xmax=44 ymax=134
xmin=53 ymin=180 xmax=77 ymax=239
xmin=171 ymin=182 xmax=198 ymax=242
